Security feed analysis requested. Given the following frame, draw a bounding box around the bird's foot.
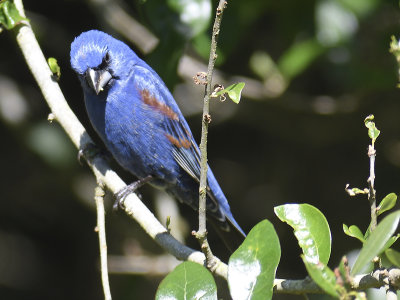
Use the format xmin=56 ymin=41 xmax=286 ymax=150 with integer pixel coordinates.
xmin=78 ymin=142 xmax=111 ymax=164
xmin=113 ymin=175 xmax=153 ymax=210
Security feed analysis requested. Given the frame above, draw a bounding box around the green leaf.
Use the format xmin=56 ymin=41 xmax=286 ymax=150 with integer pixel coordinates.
xmin=364 ymin=114 xmax=380 ymax=144
xmin=0 ymin=0 xmax=28 ymax=30
xmin=382 ymin=234 xmax=400 ymax=252
xmin=351 ymin=210 xmax=400 ymax=275
xmin=156 ymin=261 xmax=217 ymax=300
xmin=228 ymin=219 xmax=281 ymax=300
xmin=302 ymin=257 xmax=340 ymax=298
xmin=377 ymin=193 xmax=397 ymax=216
xmin=274 ymin=204 xmax=331 ymax=264
xmin=343 ymin=224 xmax=365 ymax=243
xmin=214 ymin=82 xmax=245 ymax=104
xmin=385 ymin=248 xmax=400 ymax=267
xmin=47 ymin=57 xmax=61 ymax=79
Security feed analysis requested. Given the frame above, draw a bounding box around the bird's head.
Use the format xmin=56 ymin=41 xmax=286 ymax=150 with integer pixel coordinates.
xmin=70 ymin=30 xmax=138 ymax=95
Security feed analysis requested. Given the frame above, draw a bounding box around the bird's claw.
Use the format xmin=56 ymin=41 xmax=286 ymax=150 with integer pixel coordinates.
xmin=113 ymin=175 xmax=153 ymax=211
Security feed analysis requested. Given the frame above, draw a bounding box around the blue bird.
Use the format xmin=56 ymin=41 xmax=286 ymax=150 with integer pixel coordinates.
xmin=70 ymin=30 xmax=245 ymax=249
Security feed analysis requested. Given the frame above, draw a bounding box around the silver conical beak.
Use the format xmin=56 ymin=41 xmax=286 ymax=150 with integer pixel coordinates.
xmin=86 ymin=68 xmax=112 ymax=95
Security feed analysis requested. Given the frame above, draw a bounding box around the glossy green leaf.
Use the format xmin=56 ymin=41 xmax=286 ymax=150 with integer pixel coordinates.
xmin=302 ymin=257 xmax=340 ymax=298
xmin=385 ymin=248 xmax=400 ymax=267
xmin=156 ymin=261 xmax=217 ymax=300
xmin=228 ymin=219 xmax=281 ymax=300
xmin=364 ymin=115 xmax=380 ymax=144
xmin=48 ymin=57 xmax=61 ymax=79
xmin=275 ymin=204 xmax=331 ymax=264
xmin=343 ymin=224 xmax=365 ymax=243
xmin=377 ymin=193 xmax=397 ymax=216
xmin=351 ymin=210 xmax=400 ymax=275
xmin=214 ymin=82 xmax=245 ymax=104
xmin=0 ymin=0 xmax=27 ymax=30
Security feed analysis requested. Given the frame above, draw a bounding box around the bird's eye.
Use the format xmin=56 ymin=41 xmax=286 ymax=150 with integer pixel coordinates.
xmin=104 ymin=52 xmax=111 ymax=64
xmin=96 ymin=52 xmax=111 ymax=71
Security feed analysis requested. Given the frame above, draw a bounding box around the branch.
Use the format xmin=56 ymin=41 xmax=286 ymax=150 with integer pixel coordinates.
xmin=368 ymin=144 xmax=377 ymax=231
xmin=274 ymin=268 xmax=400 ymax=294
xmin=94 ymin=183 xmax=112 ymax=300
xmin=195 ymin=0 xmax=227 ymax=268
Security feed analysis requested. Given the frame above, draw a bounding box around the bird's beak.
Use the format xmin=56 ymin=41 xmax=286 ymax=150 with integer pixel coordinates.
xmin=86 ymin=68 xmax=112 ymax=95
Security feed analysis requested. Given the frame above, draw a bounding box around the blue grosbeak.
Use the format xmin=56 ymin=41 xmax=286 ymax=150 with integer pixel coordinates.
xmin=70 ymin=30 xmax=245 ymax=249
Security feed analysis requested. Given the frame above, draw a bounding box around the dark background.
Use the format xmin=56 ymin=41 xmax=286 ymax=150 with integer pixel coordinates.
xmin=0 ymin=0 xmax=399 ymax=299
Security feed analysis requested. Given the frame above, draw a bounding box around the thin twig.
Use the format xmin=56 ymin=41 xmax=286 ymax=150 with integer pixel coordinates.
xmin=94 ymin=183 xmax=112 ymax=300
xmin=196 ymin=0 xmax=227 ymax=267
xmin=368 ymin=144 xmax=377 ymax=231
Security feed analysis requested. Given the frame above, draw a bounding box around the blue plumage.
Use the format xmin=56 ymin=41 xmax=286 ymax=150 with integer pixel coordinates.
xmin=70 ymin=30 xmax=245 ymax=243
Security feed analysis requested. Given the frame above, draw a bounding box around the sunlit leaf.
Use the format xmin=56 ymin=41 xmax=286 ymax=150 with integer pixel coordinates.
xmin=351 ymin=210 xmax=400 ymax=275
xmin=275 ymin=204 xmax=331 ymax=264
xmin=343 ymin=224 xmax=365 ymax=243
xmin=214 ymin=82 xmax=245 ymax=104
xmin=156 ymin=261 xmax=217 ymax=300
xmin=364 ymin=114 xmax=380 ymax=144
xmin=377 ymin=193 xmax=397 ymax=216
xmin=228 ymin=220 xmax=280 ymax=300
xmin=302 ymin=257 xmax=340 ymax=298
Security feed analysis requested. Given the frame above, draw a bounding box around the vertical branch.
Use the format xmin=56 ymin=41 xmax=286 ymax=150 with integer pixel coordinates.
xmin=196 ymin=0 xmax=228 ymax=264
xmin=94 ymin=183 xmax=112 ymax=300
xmin=368 ymin=144 xmax=377 ymax=231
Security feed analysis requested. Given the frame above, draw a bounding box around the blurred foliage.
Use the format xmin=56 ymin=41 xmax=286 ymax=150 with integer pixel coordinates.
xmin=0 ymin=0 xmax=399 ymax=299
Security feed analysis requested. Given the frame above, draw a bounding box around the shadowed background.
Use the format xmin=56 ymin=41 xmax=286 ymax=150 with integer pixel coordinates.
xmin=0 ymin=0 xmax=399 ymax=299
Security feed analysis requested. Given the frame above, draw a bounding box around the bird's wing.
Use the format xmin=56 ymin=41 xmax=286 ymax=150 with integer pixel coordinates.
xmin=133 ymin=64 xmax=202 ymax=183
xmin=133 ymin=64 xmax=227 ymax=218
